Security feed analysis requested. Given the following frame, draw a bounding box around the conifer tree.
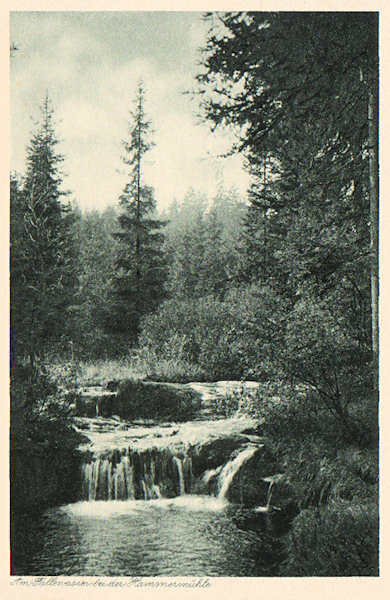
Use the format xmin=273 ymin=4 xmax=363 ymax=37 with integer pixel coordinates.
xmin=197 ymin=11 xmax=378 ymax=406
xmin=112 ymin=83 xmax=167 ymax=342
xmin=10 ymin=96 xmax=76 ymax=361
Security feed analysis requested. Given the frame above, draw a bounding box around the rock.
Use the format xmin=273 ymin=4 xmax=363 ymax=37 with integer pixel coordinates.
xmin=106 ymin=380 xmax=120 ymax=392
xmin=75 ymin=389 xmax=117 ymax=418
xmin=189 ymin=435 xmax=246 ymax=478
xmin=224 ymin=445 xmax=278 ymax=507
xmin=264 ymin=474 xmax=294 ymax=510
xmin=241 ymin=424 xmax=263 ymax=437
xmin=114 ymin=380 xmax=202 ymax=421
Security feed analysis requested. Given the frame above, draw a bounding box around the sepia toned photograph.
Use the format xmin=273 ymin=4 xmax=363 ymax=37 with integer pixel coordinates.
xmin=10 ymin=9 xmax=379 ymax=579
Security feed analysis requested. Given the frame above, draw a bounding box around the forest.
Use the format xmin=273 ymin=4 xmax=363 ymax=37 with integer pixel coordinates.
xmin=10 ymin=12 xmax=379 ymax=577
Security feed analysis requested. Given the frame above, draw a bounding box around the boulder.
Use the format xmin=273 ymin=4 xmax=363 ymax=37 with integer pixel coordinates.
xmin=189 ymin=435 xmax=246 ymax=478
xmin=75 ymin=388 xmax=117 ymax=418
xmin=114 ymin=380 xmax=202 ymax=421
xmin=75 ymin=380 xmax=202 ymax=421
xmin=223 ymin=445 xmax=278 ymax=507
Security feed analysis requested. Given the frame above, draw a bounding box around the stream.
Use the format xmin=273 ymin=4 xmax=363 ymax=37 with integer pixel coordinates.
xmin=11 ymin=381 xmax=286 ymax=577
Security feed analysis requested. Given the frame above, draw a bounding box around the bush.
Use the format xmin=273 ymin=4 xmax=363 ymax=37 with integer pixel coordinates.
xmin=10 ymin=360 xmax=79 ymax=448
xmin=281 ymin=295 xmax=372 ymax=428
xmin=283 ymin=501 xmax=379 ymax=576
xmin=132 ymin=336 xmax=209 ymax=382
xmin=10 ymin=360 xmax=84 ymax=513
xmin=137 ymin=286 xmax=282 ymax=381
xmin=253 ymin=384 xmax=378 ymax=505
xmin=255 ymin=380 xmax=378 ymax=448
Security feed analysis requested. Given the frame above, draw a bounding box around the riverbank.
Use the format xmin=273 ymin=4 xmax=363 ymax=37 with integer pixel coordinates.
xmin=10 ymin=361 xmax=85 ymax=514
xmin=254 ymin=388 xmax=379 ymax=576
xmin=11 ymin=362 xmax=379 ymax=576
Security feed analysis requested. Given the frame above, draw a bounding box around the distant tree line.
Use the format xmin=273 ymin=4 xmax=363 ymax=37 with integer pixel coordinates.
xmin=10 ymin=85 xmax=248 ymax=362
xmin=10 ymin=12 xmax=378 ymax=433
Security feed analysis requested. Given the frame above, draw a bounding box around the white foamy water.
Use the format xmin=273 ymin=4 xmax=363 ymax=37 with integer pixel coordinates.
xmin=61 ymin=495 xmax=228 ymax=518
xmin=218 ymin=445 xmax=259 ymax=499
xmin=11 ymin=381 xmax=283 ymax=577
xmin=76 ymin=415 xmax=258 ymax=455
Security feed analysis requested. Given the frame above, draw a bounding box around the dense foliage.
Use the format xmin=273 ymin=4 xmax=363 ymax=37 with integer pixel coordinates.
xmin=10 ymin=98 xmax=82 ymax=511
xmin=70 ymin=206 xmax=121 ymax=357
xmin=10 ymin=12 xmax=378 ymax=573
xmin=197 ymin=10 xmax=378 ymax=382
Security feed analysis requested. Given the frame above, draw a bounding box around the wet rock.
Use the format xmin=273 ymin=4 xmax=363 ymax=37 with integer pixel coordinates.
xmin=224 ymin=445 xmax=278 ymax=507
xmin=114 ymin=380 xmax=202 ymax=421
xmin=106 ymin=380 xmax=120 ymax=392
xmin=241 ymin=424 xmax=263 ymax=437
xmin=75 ymin=389 xmax=117 ymax=418
xmin=265 ymin=474 xmax=295 ymax=511
xmin=75 ymin=380 xmax=202 ymax=421
xmin=189 ymin=435 xmax=246 ymax=478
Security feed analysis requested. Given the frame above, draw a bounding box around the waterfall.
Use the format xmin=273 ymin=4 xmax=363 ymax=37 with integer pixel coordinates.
xmin=142 ymin=480 xmax=147 ymax=500
xmin=152 ymin=484 xmax=162 ymax=498
xmin=217 ymin=446 xmax=258 ymax=500
xmin=78 ymin=413 xmax=273 ymax=507
xmin=266 ymin=480 xmax=274 ymax=508
xmin=173 ymin=457 xmax=185 ymax=495
xmin=81 ymin=444 xmax=263 ymax=503
xmin=81 ymin=448 xmax=193 ymax=501
xmin=203 ymin=469 xmax=218 ymax=485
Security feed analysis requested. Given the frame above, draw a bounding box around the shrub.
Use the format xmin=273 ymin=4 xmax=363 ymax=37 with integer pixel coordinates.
xmin=10 ymin=360 xmax=79 ymax=448
xmin=281 ymin=296 xmax=372 ymax=429
xmin=249 ymin=383 xmax=378 ymax=523
xmin=137 ymin=285 xmax=283 ymax=381
xmin=132 ymin=334 xmax=209 ymax=382
xmin=10 ymin=360 xmax=85 ymax=514
xmin=255 ymin=379 xmax=378 ymax=449
xmin=283 ymin=501 xmax=379 ymax=576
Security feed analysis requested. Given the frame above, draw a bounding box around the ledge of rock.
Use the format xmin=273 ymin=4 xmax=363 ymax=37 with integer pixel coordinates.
xmin=75 ymin=388 xmax=117 ymax=418
xmin=220 ymin=445 xmax=278 ymax=507
xmin=75 ymin=380 xmax=202 ymax=421
xmin=189 ymin=435 xmax=250 ymax=478
xmin=116 ymin=380 xmax=202 ymax=421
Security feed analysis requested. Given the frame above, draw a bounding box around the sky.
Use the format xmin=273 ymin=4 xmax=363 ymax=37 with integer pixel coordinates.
xmin=10 ymin=11 xmax=250 ymax=212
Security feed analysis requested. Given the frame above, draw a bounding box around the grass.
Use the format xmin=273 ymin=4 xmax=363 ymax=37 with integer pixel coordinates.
xmin=283 ymin=500 xmax=379 ymax=576
xmin=246 ymin=384 xmax=379 ymax=576
xmin=131 ymin=345 xmax=210 ymax=383
xmin=46 ymin=351 xmax=211 ymax=388
xmin=77 ymin=357 xmax=145 ymax=385
xmin=46 ymin=356 xmax=145 ymax=388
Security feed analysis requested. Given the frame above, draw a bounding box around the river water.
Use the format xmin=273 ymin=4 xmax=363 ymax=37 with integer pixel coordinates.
xmin=11 ymin=496 xmax=283 ymax=576
xmin=11 ymin=382 xmax=285 ymax=577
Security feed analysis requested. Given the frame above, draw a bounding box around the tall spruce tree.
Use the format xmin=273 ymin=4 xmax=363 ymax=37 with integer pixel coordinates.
xmin=111 ymin=83 xmax=167 ymax=342
xmin=197 ymin=11 xmax=378 ymax=409
xmin=10 ymin=96 xmax=76 ymax=362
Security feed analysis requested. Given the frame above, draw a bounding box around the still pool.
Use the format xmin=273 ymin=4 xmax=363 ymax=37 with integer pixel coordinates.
xmin=11 ymin=496 xmax=283 ymax=577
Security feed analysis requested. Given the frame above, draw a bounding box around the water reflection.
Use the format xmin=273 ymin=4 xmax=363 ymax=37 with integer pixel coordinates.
xmin=11 ymin=497 xmax=280 ymax=577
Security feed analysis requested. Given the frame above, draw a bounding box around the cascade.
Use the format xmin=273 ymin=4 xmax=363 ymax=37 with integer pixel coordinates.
xmin=77 ymin=408 xmax=271 ymax=506
xmin=80 ymin=442 xmax=263 ymax=504
xmin=254 ymin=480 xmax=275 ymax=513
xmin=217 ymin=445 xmax=258 ymax=499
xmin=173 ymin=456 xmax=185 ymax=495
xmin=81 ymin=448 xmax=193 ymax=501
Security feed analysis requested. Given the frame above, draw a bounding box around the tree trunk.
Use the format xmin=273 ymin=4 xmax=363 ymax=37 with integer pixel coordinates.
xmin=368 ymin=85 xmax=379 ymax=391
